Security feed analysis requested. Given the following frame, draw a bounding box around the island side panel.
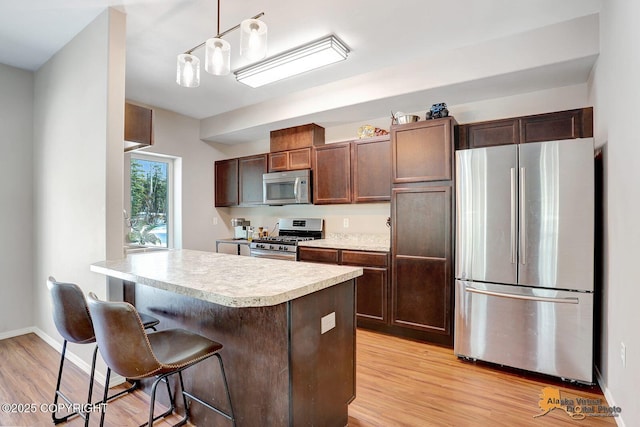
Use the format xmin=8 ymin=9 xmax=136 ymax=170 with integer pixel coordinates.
xmin=289 ymin=279 xmax=356 ymax=426
xmin=130 ymin=282 xmax=290 ymax=427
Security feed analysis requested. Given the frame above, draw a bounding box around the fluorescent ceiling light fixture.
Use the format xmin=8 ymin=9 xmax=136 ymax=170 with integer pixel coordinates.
xmin=234 ymin=35 xmax=349 ymax=88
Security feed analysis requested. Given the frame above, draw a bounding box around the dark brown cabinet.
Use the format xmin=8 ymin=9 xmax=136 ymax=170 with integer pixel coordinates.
xmin=313 ymin=142 xmax=352 ymax=204
xmin=342 ymin=250 xmax=388 ymax=325
xmin=270 ymin=123 xmax=325 ymax=152
xmin=268 ymin=123 xmax=323 ymax=172
xmin=391 ymin=186 xmax=452 ymax=342
xmin=457 ymin=117 xmax=519 ymax=149
xmin=313 ymin=136 xmax=391 ymax=205
xmin=268 ymin=147 xmax=312 ymax=171
xmin=457 ymin=107 xmax=593 ymax=149
xmin=298 ymin=247 xmax=389 ymax=326
xmin=215 ymin=154 xmax=267 ymax=207
xmin=124 ymin=103 xmax=153 ymax=152
xmin=352 ymin=136 xmax=392 ymax=202
xmin=390 ymin=117 xmax=455 ymax=346
xmin=239 ymin=154 xmax=267 ymax=206
xmin=392 ymin=118 xmax=456 ymax=183
xmin=214 ymin=158 xmax=238 ymax=207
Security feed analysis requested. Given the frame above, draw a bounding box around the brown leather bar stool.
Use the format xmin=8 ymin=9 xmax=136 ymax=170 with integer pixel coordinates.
xmin=47 ymin=276 xmax=160 ymax=426
xmin=86 ymin=292 xmax=236 ymax=427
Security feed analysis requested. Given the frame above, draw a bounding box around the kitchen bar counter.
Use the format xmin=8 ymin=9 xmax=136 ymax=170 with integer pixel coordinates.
xmin=299 ymin=233 xmax=390 ymax=252
xmin=90 ymin=249 xmax=360 ymax=426
xmin=91 ymin=249 xmax=361 ymax=307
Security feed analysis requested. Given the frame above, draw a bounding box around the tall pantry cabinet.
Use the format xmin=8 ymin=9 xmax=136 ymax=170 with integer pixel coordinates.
xmin=391 ymin=117 xmax=456 ymax=346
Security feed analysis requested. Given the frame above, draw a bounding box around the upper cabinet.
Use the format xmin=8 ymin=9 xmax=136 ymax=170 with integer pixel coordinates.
xmin=215 ymin=154 xmax=267 ymax=207
xmin=268 ymin=124 xmax=324 ymax=172
xmin=270 ymin=123 xmax=325 ymax=152
xmin=268 ymin=148 xmax=312 ymax=172
xmin=391 ymin=117 xmax=456 ymax=184
xmin=457 ymin=107 xmax=593 ymax=150
xmin=124 ymin=103 xmax=154 ymax=152
xmin=239 ymin=154 xmax=268 ymax=206
xmin=214 ymin=158 xmax=238 ymax=207
xmin=313 ymin=136 xmax=391 ymax=205
xmin=352 ymin=136 xmax=392 ymax=203
xmin=314 ymin=142 xmax=352 ymax=204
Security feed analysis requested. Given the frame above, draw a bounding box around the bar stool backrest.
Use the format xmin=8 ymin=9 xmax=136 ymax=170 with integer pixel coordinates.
xmin=86 ymin=293 xmax=163 ymax=379
xmin=47 ymin=276 xmax=95 ymax=344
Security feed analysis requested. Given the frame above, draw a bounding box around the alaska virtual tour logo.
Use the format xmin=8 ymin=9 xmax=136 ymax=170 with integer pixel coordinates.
xmin=534 ymin=387 xmax=622 ymax=420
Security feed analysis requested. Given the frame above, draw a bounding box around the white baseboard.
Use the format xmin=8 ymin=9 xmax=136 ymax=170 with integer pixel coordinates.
xmin=595 ymin=366 xmax=625 ymax=427
xmin=7 ymin=327 xmax=127 ymax=388
xmin=0 ymin=327 xmax=37 ymax=341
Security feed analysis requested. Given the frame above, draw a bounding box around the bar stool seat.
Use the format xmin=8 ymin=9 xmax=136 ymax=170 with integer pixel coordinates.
xmin=47 ymin=276 xmax=160 ymax=426
xmin=87 ymin=292 xmax=235 ymax=427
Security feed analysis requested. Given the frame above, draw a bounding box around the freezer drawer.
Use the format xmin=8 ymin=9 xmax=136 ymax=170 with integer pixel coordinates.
xmin=454 ymin=280 xmax=593 ymax=383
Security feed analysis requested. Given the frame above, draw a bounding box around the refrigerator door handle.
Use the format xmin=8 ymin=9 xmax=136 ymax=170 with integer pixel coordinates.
xmin=510 ymin=168 xmax=517 ymax=264
xmin=465 ymin=286 xmax=579 ymax=304
xmin=519 ymin=167 xmax=526 ymax=264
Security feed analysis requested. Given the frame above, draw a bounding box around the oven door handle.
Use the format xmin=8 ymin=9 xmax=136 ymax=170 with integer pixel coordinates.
xmin=250 ymin=248 xmax=297 ymax=261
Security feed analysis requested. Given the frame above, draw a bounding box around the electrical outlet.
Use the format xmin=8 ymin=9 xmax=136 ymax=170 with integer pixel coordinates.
xmin=213 ymin=217 xmax=218 ymax=225
xmin=621 ymin=342 xmax=626 ymax=368
xmin=343 ymin=218 xmax=349 ymax=228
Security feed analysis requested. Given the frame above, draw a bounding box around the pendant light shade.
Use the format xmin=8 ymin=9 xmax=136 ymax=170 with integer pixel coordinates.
xmin=176 ymin=53 xmax=200 ymax=88
xmin=205 ymin=38 xmax=231 ymax=75
xmin=240 ymin=18 xmax=268 ymax=60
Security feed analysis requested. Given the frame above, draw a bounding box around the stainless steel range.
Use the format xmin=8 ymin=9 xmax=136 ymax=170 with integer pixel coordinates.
xmin=249 ymin=218 xmax=323 ymax=261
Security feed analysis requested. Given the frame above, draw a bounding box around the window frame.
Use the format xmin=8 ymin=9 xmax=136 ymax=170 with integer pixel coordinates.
xmin=126 ymin=152 xmax=176 ymax=249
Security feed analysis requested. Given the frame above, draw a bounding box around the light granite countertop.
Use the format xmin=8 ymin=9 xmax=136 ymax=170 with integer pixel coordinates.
xmin=90 ymin=249 xmax=362 ymax=308
xmin=298 ymin=233 xmax=390 ymax=252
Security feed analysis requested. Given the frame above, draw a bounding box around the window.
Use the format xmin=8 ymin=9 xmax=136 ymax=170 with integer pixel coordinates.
xmin=126 ymin=153 xmax=176 ymax=248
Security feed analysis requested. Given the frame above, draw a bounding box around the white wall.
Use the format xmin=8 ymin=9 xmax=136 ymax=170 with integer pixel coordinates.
xmin=32 ymin=8 xmax=126 ymax=374
xmin=131 ymin=107 xmax=232 ymax=252
xmin=0 ymin=64 xmax=34 ymax=336
xmin=589 ymin=1 xmax=640 ymax=425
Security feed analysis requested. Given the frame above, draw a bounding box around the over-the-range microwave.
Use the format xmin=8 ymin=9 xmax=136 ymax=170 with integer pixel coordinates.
xmin=263 ymin=169 xmax=311 ymax=205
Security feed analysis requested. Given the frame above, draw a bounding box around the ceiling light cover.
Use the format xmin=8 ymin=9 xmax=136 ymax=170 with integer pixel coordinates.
xmin=205 ymin=38 xmax=231 ymax=76
xmin=235 ymin=35 xmax=349 ymax=88
xmin=176 ymin=54 xmax=200 ymax=88
xmin=240 ymin=19 xmax=268 ymax=60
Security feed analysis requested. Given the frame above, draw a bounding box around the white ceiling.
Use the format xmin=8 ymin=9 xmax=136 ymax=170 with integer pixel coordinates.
xmin=0 ymin=0 xmax=602 ymax=143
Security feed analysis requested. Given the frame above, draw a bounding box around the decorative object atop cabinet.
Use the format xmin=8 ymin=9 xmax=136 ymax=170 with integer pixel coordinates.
xmin=457 ymin=107 xmax=593 ymax=150
xmin=124 ymin=103 xmax=154 ymax=152
xmin=270 ymin=123 xmax=325 ymax=152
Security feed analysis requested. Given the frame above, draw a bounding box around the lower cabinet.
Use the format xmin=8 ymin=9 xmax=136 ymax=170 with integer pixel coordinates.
xmin=298 ymin=247 xmax=388 ymax=326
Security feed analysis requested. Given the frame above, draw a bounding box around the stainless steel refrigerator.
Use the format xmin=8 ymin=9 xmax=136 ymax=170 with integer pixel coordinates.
xmin=454 ymin=138 xmax=594 ymax=383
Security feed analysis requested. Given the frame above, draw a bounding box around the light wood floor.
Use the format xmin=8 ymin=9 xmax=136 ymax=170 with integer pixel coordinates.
xmin=0 ymin=331 xmax=616 ymax=426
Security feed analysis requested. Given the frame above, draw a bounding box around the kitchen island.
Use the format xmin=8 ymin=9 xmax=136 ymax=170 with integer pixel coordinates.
xmin=91 ymin=249 xmax=362 ymax=427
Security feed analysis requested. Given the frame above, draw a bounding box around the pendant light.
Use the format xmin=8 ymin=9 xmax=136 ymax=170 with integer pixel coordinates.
xmin=205 ymin=38 xmax=231 ymax=76
xmin=240 ymin=19 xmax=268 ymax=61
xmin=176 ymin=0 xmax=267 ymax=87
xmin=176 ymin=54 xmax=200 ymax=87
